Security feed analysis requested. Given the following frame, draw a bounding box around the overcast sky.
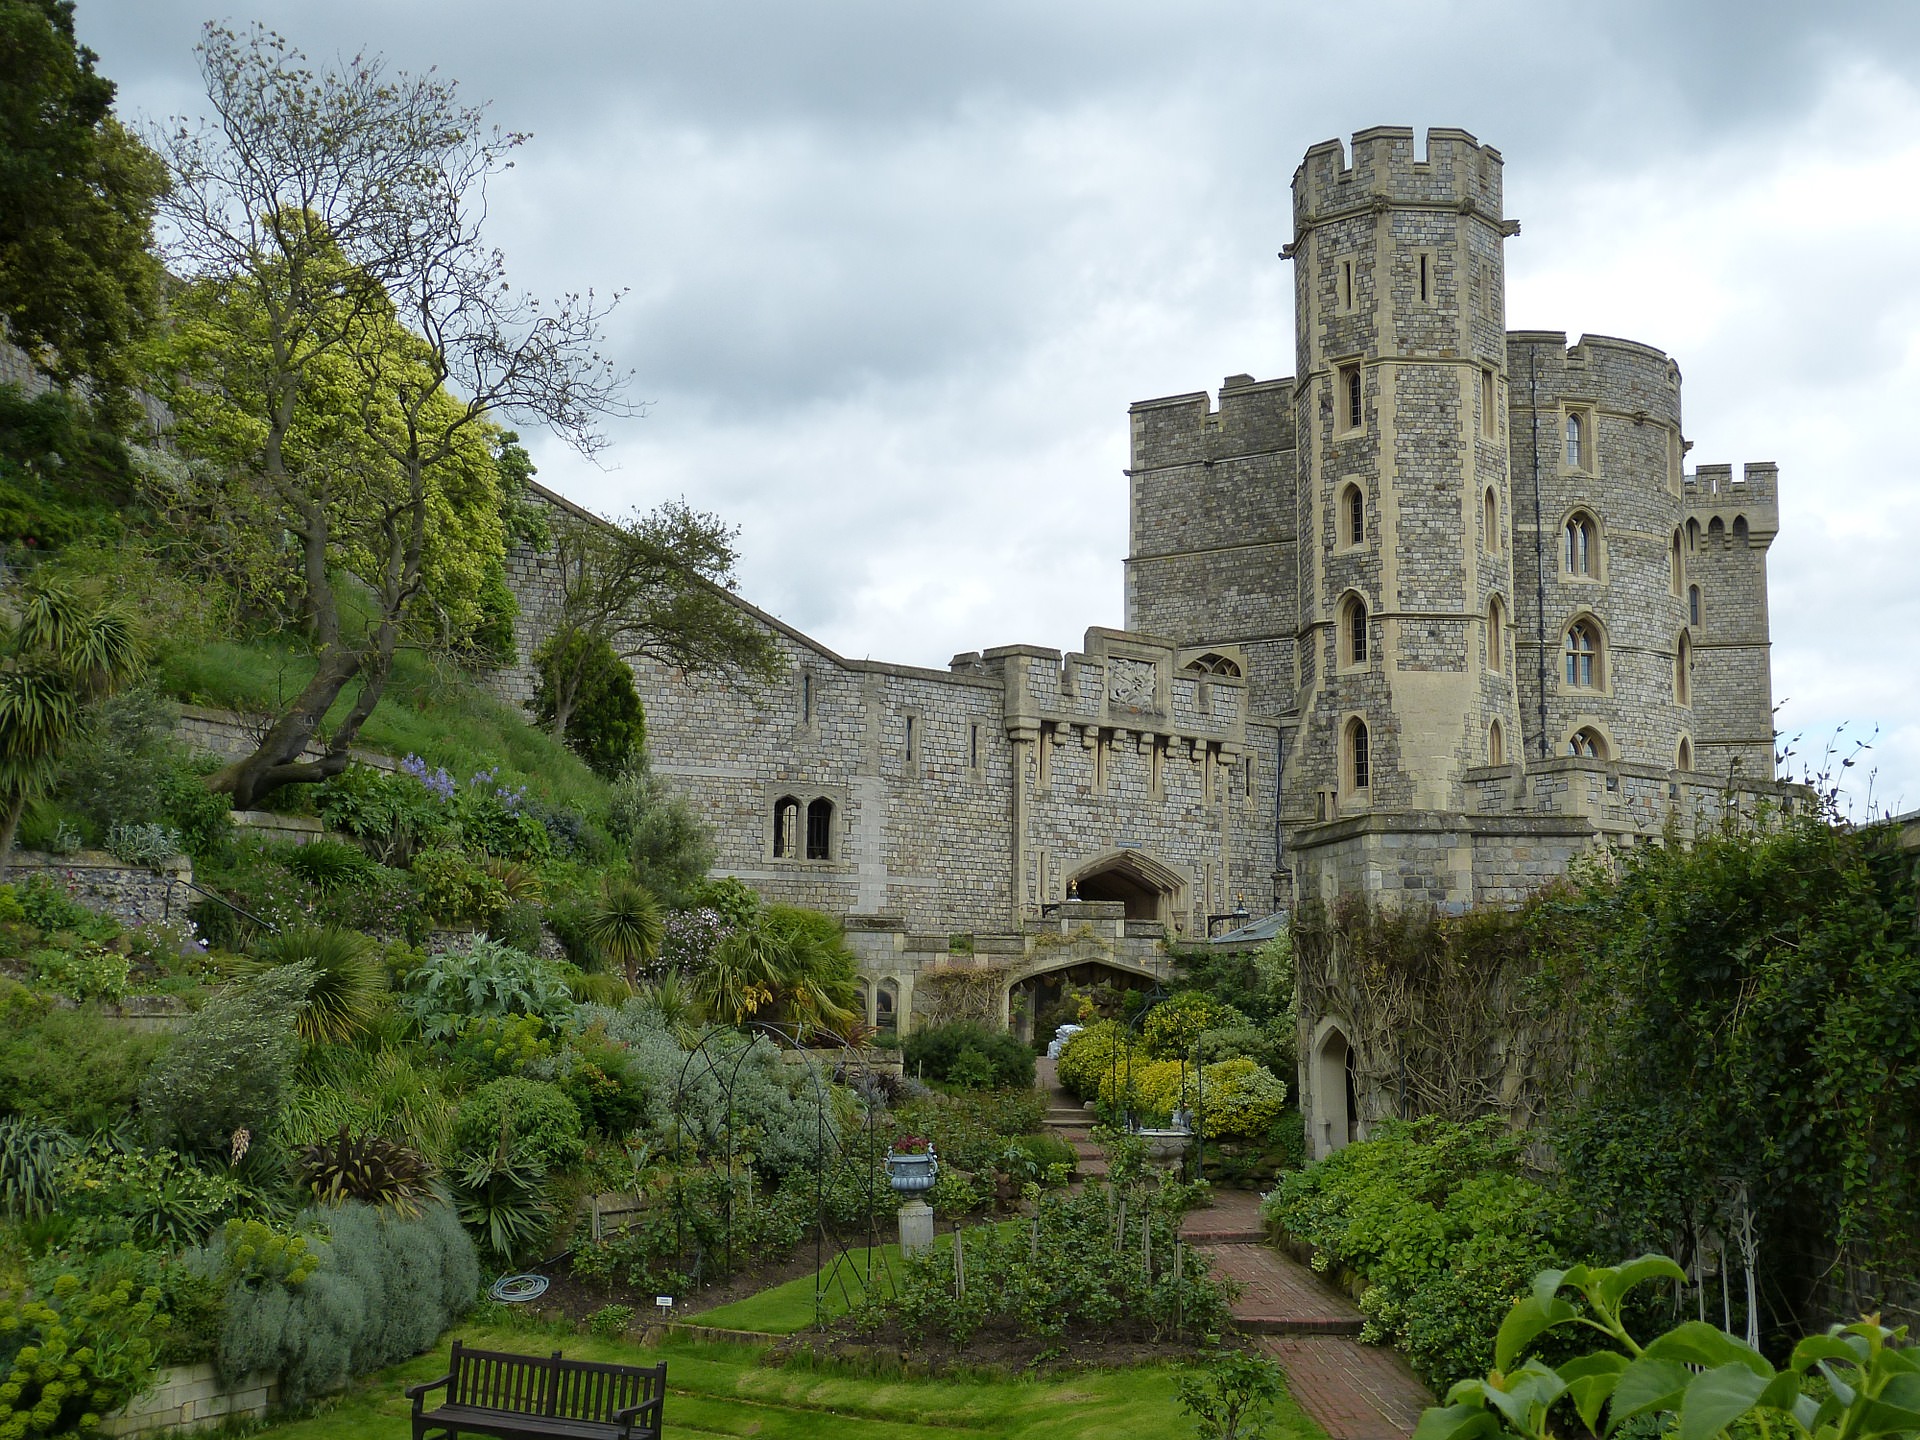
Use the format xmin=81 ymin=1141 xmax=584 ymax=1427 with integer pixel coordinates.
xmin=79 ymin=0 xmax=1920 ymax=815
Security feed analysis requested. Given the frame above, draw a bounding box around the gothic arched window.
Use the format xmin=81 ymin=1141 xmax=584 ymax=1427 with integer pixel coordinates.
xmin=805 ymin=798 xmax=834 ymax=860
xmin=1344 ymin=717 xmax=1370 ymax=793
xmin=1342 ymin=596 xmax=1369 ymax=667
xmin=1564 ymin=512 xmax=1598 ymax=577
xmin=772 ymin=796 xmax=800 ymax=858
xmin=1564 ymin=619 xmax=1601 ymax=689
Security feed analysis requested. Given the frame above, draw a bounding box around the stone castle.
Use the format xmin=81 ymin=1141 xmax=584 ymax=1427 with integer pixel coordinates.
xmin=498 ymin=124 xmax=1798 ymax=1081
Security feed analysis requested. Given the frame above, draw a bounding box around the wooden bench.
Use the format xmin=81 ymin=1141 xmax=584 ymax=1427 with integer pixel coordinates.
xmin=406 ymin=1341 xmax=667 ymax=1440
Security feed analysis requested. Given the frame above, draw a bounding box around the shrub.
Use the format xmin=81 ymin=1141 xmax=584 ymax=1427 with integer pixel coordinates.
xmin=1175 ymin=1350 xmax=1287 ymax=1440
xmin=581 ymin=876 xmax=664 ymax=979
xmin=295 ymin=1128 xmax=437 ymax=1215
xmin=606 ymin=757 xmax=713 ymax=907
xmin=893 ymin=1089 xmax=1048 ymax=1173
xmin=16 ymin=874 xmax=103 ymax=934
xmin=411 ymin=847 xmax=511 ymax=928
xmin=209 ymin=1201 xmax=478 ymax=1403
xmin=55 ymin=1142 xmax=246 ymax=1247
xmin=1055 ymin=1019 xmax=1127 ymax=1102
xmin=139 ymin=965 xmax=308 ymax=1158
xmin=400 ymin=935 xmax=577 ymax=1040
xmin=1264 ymin=1117 xmax=1566 ymax=1388
xmin=453 ymin=1077 xmax=584 ymax=1173
xmin=0 ymin=1270 xmax=164 ymax=1439
xmin=903 ymin=1021 xmax=1035 ymax=1090
xmin=560 ymin=1026 xmax=647 ymax=1136
xmin=314 ymin=763 xmax=446 ymax=864
xmin=1141 ymin=990 xmax=1235 ymax=1060
xmin=0 ymin=985 xmax=170 ymax=1132
xmin=106 ymin=820 xmax=183 ymax=867
xmin=573 ymin=1165 xmax=811 ymax=1292
xmin=1184 ymin=1058 xmax=1289 ymax=1140
xmin=278 ymin=1046 xmax=457 ymax=1163
xmin=29 ymin=942 xmax=130 ymax=1001
xmin=445 ymin=1012 xmax=555 ymax=1079
xmin=587 ymin=1303 xmax=636 ymax=1338
xmin=0 ymin=1116 xmax=77 ymax=1219
xmin=870 ymin=1180 xmax=1231 ymax=1346
xmin=277 ymin=838 xmax=377 ymax=892
xmin=533 ymin=632 xmax=646 ymax=777
xmin=248 ymin=926 xmax=386 ymax=1044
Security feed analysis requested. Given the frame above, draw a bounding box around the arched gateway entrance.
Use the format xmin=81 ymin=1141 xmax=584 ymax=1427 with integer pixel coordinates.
xmin=1065 ymin=848 xmax=1189 ymax=925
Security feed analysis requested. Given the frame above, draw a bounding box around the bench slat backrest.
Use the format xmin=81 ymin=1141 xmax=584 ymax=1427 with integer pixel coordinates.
xmin=445 ymin=1341 xmax=665 ymax=1426
xmin=548 ymin=1354 xmax=663 ymax=1423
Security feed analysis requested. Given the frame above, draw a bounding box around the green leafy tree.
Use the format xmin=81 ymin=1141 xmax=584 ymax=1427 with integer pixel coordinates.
xmin=0 ymin=575 xmax=141 ymax=872
xmin=534 ymin=500 xmax=783 ymax=740
xmin=151 ymin=24 xmax=625 ymax=809
xmin=1176 ymin=1350 xmax=1288 ymax=1440
xmin=0 ymin=0 xmax=165 ymax=407
xmin=532 ymin=630 xmax=645 ymax=774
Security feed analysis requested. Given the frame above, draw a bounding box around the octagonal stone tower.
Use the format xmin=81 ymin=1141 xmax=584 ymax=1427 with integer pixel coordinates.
xmin=1284 ymin=126 xmax=1524 ymax=832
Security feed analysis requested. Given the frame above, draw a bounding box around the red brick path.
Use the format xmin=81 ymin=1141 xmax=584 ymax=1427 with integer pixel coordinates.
xmin=1038 ymin=1060 xmax=1431 ymax=1439
xmin=1262 ymin=1337 xmax=1434 ymax=1440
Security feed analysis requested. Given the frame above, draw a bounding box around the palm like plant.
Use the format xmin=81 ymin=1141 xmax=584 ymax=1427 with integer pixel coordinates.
xmin=249 ymin=926 xmax=387 ymax=1044
xmin=695 ymin=907 xmax=860 ymax=1036
xmin=582 ymin=875 xmax=663 ymax=982
xmin=0 ymin=579 xmax=142 ymax=872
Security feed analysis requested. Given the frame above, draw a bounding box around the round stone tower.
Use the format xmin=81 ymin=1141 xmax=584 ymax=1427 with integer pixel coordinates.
xmin=1283 ymin=126 xmax=1524 ymax=830
xmin=1505 ymin=332 xmax=1695 ymax=772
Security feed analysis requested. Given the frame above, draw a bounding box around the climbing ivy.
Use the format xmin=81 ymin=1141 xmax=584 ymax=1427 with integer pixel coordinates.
xmin=1547 ymin=809 xmax=1920 ymax=1337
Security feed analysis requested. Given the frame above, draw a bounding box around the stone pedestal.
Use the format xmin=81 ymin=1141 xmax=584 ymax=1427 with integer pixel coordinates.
xmin=898 ymin=1199 xmax=934 ymax=1255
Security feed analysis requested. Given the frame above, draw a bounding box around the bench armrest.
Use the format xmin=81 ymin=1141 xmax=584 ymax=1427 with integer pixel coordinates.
xmin=615 ymin=1393 xmax=665 ymax=1437
xmin=404 ymin=1373 xmax=450 ymax=1414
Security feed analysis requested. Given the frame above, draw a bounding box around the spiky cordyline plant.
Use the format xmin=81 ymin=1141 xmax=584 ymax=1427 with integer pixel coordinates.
xmin=582 ymin=875 xmax=663 ymax=980
xmin=295 ymin=1126 xmax=435 ymax=1217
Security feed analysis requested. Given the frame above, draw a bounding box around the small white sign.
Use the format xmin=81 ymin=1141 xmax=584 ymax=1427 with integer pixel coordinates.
xmin=655 ymin=1296 xmax=674 ymax=1308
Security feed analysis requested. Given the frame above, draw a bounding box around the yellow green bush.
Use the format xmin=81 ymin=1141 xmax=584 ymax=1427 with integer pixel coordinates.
xmin=1183 ymin=1057 xmax=1288 ymax=1140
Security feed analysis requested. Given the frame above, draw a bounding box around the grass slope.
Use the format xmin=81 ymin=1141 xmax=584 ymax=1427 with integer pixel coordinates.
xmin=157 ymin=632 xmax=609 ymax=816
xmin=240 ymin=1327 xmax=1298 ymax=1440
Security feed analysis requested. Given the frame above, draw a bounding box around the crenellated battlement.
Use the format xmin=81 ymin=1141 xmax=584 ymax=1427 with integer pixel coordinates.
xmin=1684 ymin=462 xmax=1779 ymax=542
xmin=1292 ymin=125 xmax=1504 ymax=225
xmin=1127 ymin=374 xmax=1294 ymax=472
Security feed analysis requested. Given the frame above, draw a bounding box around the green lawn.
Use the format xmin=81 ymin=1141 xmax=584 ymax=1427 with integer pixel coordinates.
xmin=239 ymin=1325 xmax=1315 ymax=1440
xmin=697 ymin=1225 xmax=1020 ymax=1334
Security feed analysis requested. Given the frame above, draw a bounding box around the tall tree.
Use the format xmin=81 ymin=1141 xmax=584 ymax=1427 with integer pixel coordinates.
xmin=152 ymin=25 xmax=627 ymax=807
xmin=0 ymin=0 xmax=166 ymax=408
xmin=537 ymin=501 xmax=782 ymax=741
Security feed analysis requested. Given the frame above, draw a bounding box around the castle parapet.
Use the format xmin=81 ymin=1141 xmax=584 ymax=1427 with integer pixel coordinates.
xmin=1293 ymin=126 xmax=1505 ymax=228
xmin=1685 ymin=462 xmax=1778 ymax=539
xmin=1128 ymin=376 xmax=1294 ymax=471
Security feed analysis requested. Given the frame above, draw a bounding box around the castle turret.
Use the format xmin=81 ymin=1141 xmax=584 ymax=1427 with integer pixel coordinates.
xmin=1283 ymin=127 xmax=1523 ymax=843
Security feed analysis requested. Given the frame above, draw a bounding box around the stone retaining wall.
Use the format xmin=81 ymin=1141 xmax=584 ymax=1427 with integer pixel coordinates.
xmin=103 ymin=1364 xmax=279 ymax=1438
xmin=4 ymin=851 xmax=193 ymax=928
xmin=172 ymin=703 xmax=398 ymax=772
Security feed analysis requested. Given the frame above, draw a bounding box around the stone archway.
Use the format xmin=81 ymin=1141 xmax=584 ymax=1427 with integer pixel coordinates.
xmin=1065 ymin=847 xmax=1189 ymax=925
xmin=1310 ymin=1020 xmax=1359 ymax=1160
xmin=1007 ymin=955 xmax=1166 ymax=1046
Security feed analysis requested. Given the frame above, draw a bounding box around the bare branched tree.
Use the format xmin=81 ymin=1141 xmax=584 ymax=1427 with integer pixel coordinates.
xmin=152 ymin=24 xmax=630 ymax=808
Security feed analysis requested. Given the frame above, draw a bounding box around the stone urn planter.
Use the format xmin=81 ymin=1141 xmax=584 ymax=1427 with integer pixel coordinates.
xmin=885 ymin=1148 xmax=939 ymax=1195
xmin=1134 ymin=1127 xmax=1192 ymax=1167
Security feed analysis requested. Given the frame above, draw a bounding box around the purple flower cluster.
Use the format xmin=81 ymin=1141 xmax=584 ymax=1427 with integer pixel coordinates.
xmin=467 ymin=766 xmax=528 ymax=813
xmin=401 ymin=754 xmax=457 ymax=801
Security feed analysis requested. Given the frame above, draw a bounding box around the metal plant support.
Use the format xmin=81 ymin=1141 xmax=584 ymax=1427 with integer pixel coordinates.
xmin=663 ymin=1022 xmax=899 ymax=1327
